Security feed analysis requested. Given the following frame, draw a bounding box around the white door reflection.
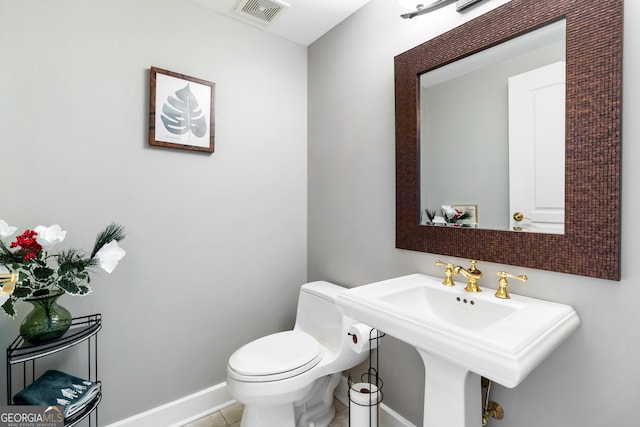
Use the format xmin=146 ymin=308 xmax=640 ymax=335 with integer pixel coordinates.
xmin=508 ymin=62 xmax=565 ymax=234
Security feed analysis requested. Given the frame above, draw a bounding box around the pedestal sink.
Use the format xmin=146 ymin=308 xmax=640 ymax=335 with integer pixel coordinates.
xmin=335 ymin=273 xmax=580 ymax=427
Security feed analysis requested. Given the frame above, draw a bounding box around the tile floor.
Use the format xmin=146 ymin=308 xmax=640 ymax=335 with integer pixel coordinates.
xmin=183 ymin=398 xmax=349 ymax=427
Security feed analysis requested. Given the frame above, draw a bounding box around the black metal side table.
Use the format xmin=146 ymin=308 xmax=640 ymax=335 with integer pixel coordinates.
xmin=6 ymin=314 xmax=102 ymax=427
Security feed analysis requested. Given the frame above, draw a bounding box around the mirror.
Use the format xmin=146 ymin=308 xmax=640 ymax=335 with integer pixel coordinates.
xmin=395 ymin=0 xmax=622 ymax=280
xmin=420 ymin=20 xmax=566 ymax=233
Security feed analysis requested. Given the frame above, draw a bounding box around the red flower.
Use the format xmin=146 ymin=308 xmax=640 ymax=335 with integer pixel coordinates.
xmin=10 ymin=229 xmax=43 ymax=261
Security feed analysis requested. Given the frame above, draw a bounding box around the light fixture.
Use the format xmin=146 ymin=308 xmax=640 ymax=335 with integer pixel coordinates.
xmin=397 ymin=0 xmax=427 ymax=10
xmin=398 ymin=0 xmax=455 ymax=19
xmin=398 ymin=0 xmax=484 ymax=19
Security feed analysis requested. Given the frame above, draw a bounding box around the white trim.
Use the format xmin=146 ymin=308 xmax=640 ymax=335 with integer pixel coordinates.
xmin=104 ymin=382 xmax=236 ymax=427
xmin=335 ymin=375 xmax=416 ymax=427
xmin=105 ymin=377 xmax=415 ymax=427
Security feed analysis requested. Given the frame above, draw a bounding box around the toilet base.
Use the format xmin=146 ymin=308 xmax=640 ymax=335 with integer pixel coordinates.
xmin=295 ymin=373 xmax=340 ymax=427
xmin=241 ymin=403 xmax=295 ymax=427
xmin=240 ymin=402 xmax=336 ymax=427
xmin=236 ymin=373 xmax=342 ymax=427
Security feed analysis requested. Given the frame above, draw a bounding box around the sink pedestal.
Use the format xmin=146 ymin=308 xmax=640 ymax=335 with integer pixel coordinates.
xmin=419 ymin=351 xmax=482 ymax=427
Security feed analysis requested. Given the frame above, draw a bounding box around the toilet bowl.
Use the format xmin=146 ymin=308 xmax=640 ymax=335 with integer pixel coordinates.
xmin=226 ymin=281 xmax=372 ymax=427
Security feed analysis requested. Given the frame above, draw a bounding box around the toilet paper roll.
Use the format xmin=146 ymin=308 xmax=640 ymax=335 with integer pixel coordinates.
xmin=347 ymin=323 xmax=380 ymax=354
xmin=349 ymin=382 xmax=381 ymax=427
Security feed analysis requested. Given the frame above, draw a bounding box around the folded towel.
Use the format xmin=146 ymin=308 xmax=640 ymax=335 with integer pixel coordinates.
xmin=13 ymin=370 xmax=101 ymax=418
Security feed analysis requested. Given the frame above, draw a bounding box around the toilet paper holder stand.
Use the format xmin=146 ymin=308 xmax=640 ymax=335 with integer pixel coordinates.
xmin=347 ymin=328 xmax=384 ymax=427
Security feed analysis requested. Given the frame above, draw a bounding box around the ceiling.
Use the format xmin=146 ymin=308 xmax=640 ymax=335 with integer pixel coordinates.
xmin=190 ymin=0 xmax=372 ymax=46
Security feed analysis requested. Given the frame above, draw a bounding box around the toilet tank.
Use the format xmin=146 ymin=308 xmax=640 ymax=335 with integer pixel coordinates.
xmin=294 ymin=281 xmax=346 ymax=353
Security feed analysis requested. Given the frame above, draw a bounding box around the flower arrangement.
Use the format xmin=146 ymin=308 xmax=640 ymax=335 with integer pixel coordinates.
xmin=425 ymin=205 xmax=474 ymax=226
xmin=0 ymin=220 xmax=126 ymax=317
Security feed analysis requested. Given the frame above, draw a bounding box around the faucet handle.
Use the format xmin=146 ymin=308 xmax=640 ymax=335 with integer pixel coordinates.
xmin=468 ymin=260 xmax=481 ymax=274
xmin=495 ymin=271 xmax=528 ymax=299
xmin=435 ymin=260 xmax=456 ymax=286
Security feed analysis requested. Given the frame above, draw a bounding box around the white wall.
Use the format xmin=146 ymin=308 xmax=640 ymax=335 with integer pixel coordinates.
xmin=0 ymin=0 xmax=307 ymax=423
xmin=309 ymin=0 xmax=639 ymax=426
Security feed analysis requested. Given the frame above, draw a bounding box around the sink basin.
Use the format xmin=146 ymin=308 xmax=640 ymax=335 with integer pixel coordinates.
xmin=336 ymin=273 xmax=580 ymax=427
xmin=337 ymin=273 xmax=580 ymax=387
xmin=380 ymin=283 xmax=517 ymax=333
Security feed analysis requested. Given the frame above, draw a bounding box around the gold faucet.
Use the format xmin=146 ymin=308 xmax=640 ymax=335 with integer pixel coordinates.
xmin=435 ymin=260 xmax=456 ymax=286
xmin=453 ymin=260 xmax=482 ymax=292
xmin=495 ymin=271 xmax=528 ymax=299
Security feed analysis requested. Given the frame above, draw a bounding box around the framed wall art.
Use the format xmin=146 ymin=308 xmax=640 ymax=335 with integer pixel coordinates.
xmin=452 ymin=204 xmax=478 ymax=227
xmin=149 ymin=66 xmax=215 ymax=153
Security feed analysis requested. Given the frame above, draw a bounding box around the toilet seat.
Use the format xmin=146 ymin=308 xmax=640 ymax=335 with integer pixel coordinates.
xmin=227 ymin=330 xmax=323 ymax=382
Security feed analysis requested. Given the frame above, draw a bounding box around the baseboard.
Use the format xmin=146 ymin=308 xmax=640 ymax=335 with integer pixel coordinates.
xmin=335 ymin=375 xmax=416 ymax=427
xmin=104 ymin=382 xmax=236 ymax=427
xmin=106 ymin=377 xmax=415 ymax=427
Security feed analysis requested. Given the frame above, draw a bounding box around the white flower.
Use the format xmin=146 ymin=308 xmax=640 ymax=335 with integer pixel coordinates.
xmin=441 ymin=205 xmax=456 ymax=218
xmin=34 ymin=224 xmax=67 ymax=251
xmin=433 ymin=215 xmax=446 ymax=225
xmin=0 ymin=220 xmax=17 ymax=238
xmin=94 ymin=240 xmax=126 ymax=273
xmin=441 ymin=205 xmax=464 ymax=221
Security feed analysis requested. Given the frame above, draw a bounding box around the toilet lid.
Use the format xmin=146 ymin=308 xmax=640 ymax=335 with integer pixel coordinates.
xmin=228 ymin=330 xmax=322 ymax=380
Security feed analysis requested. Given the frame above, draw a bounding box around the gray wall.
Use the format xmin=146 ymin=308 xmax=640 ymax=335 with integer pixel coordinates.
xmin=0 ymin=0 xmax=307 ymax=423
xmin=309 ymin=0 xmax=639 ymax=426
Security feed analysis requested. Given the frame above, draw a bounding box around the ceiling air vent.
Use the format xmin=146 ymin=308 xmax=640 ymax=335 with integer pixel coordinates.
xmin=235 ymin=0 xmax=289 ymax=25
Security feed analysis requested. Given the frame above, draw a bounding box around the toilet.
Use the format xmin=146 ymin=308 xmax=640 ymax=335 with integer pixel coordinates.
xmin=226 ymin=281 xmax=372 ymax=427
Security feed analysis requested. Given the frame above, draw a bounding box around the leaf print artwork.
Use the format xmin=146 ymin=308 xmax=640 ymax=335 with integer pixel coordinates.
xmin=150 ymin=67 xmax=214 ymax=153
xmin=160 ymin=84 xmax=207 ymax=140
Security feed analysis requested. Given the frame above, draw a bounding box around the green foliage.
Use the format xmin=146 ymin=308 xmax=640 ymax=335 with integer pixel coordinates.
xmin=0 ymin=239 xmax=20 ymax=265
xmin=56 ymin=249 xmax=93 ymax=296
xmin=425 ymin=209 xmax=436 ymax=223
xmin=1 ymin=299 xmax=15 ymax=317
xmin=33 ymin=266 xmax=55 ymax=280
xmin=91 ymin=223 xmax=126 ymax=258
xmin=12 ymin=286 xmax=31 ymax=299
xmin=57 ymin=277 xmax=90 ymax=295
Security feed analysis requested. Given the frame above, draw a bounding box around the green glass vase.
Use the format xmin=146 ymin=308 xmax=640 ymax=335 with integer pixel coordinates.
xmin=19 ymin=290 xmax=72 ymax=344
